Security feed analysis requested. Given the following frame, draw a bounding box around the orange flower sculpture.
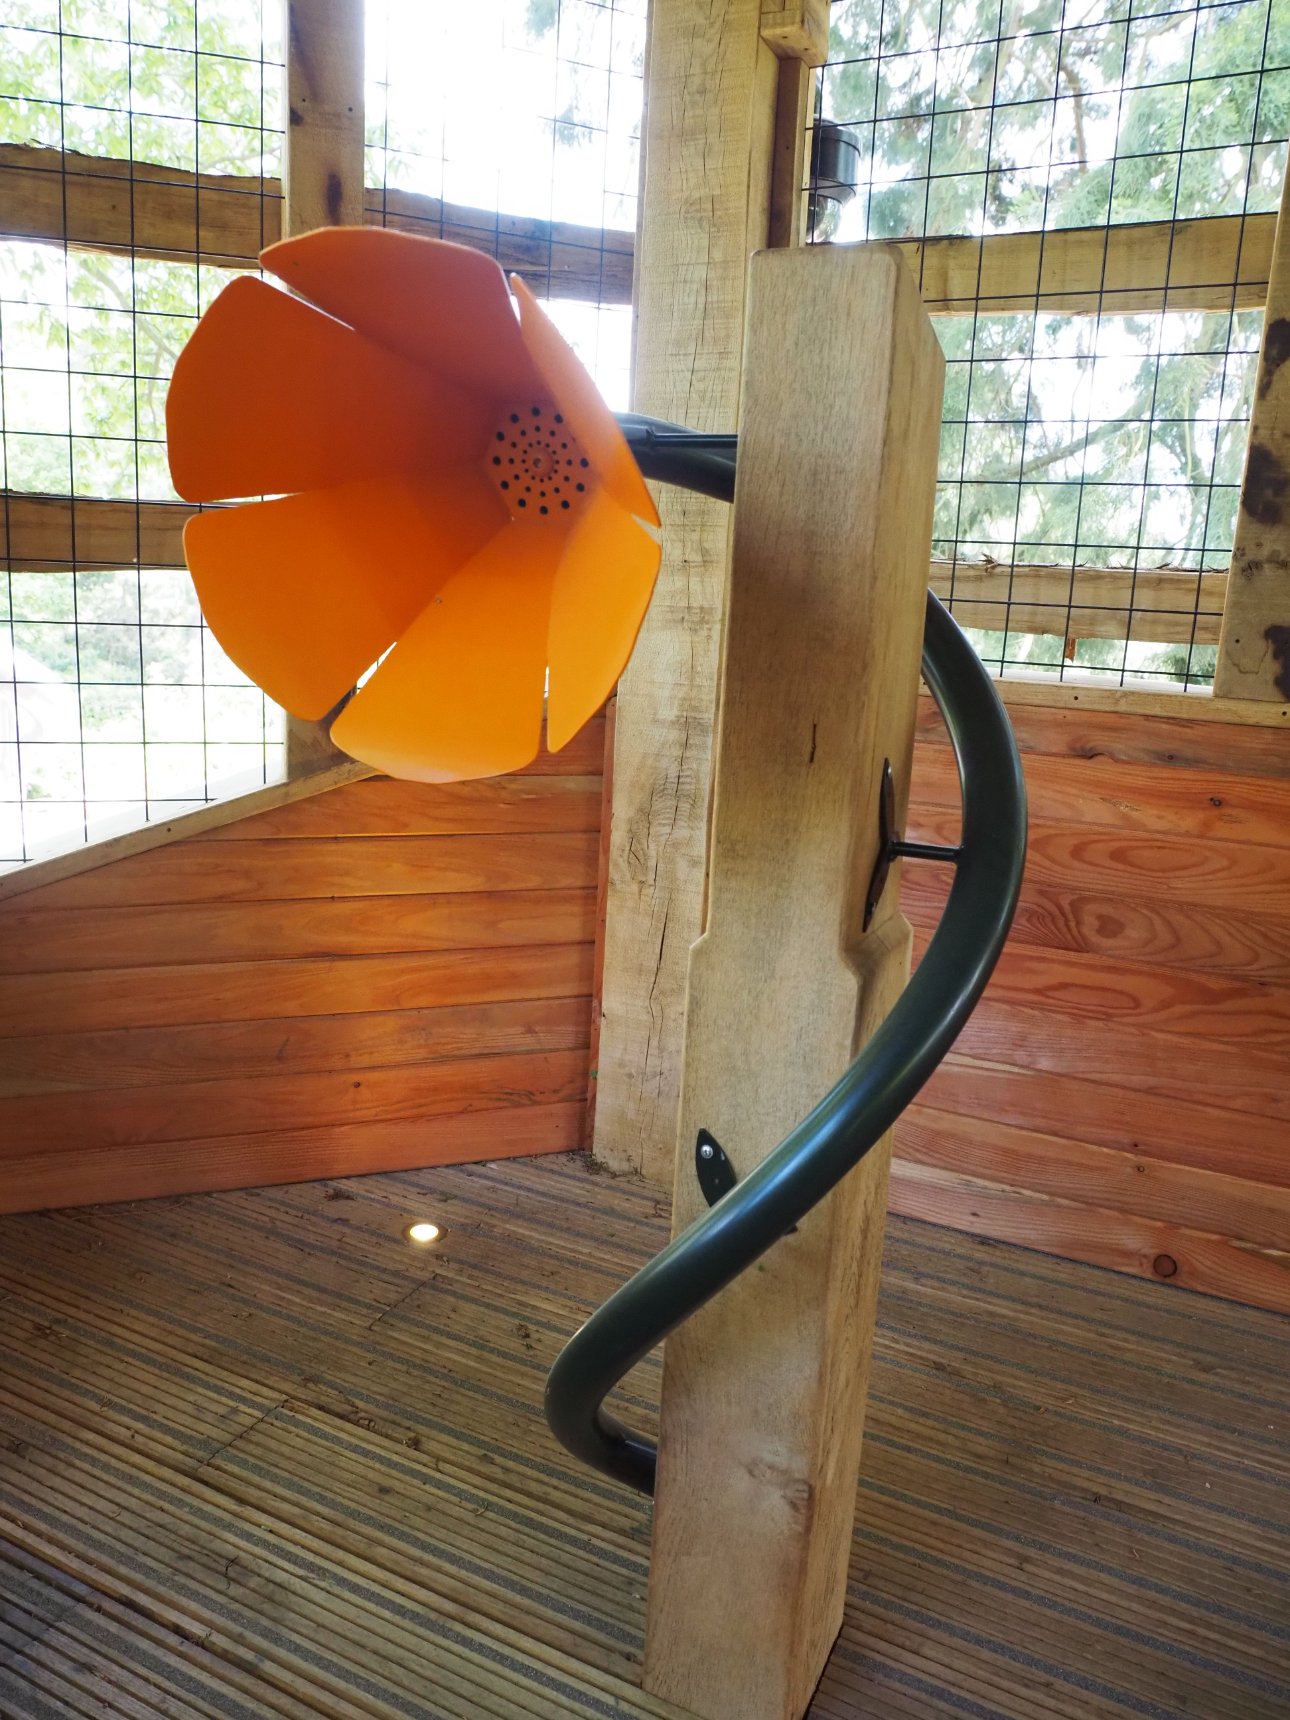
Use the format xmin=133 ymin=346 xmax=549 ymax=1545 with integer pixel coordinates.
xmin=166 ymin=228 xmax=660 ymax=780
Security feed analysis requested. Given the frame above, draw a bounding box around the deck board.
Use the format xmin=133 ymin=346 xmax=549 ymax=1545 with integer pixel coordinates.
xmin=0 ymin=1152 xmax=1287 ymax=1718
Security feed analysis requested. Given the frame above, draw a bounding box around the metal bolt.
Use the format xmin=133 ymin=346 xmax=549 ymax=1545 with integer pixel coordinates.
xmin=698 ymin=1143 xmax=715 ymax=1161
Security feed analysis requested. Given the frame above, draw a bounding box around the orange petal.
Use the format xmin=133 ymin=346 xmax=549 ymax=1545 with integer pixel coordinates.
xmin=330 ymin=524 xmax=564 ymax=781
xmin=262 ymin=227 xmax=543 ymax=406
xmin=546 ymin=491 xmax=661 ymax=752
xmin=183 ymin=474 xmax=506 ymax=718
xmin=167 ymin=275 xmax=487 ymax=503
xmin=510 ymin=277 xmax=659 ymax=528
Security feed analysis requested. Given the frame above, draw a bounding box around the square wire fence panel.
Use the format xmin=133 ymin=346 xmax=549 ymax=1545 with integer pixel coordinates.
xmin=2 ymin=0 xmax=641 ymax=872
xmin=2 ymin=0 xmax=283 ymax=174
xmin=1 ymin=0 xmax=286 ymax=871
xmin=365 ymin=0 xmax=642 ymax=409
xmin=816 ymin=0 xmax=1289 ymax=689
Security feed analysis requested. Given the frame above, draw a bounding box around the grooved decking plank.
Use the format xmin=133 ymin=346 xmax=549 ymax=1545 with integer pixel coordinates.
xmin=0 ymin=1153 xmax=1287 ymax=1719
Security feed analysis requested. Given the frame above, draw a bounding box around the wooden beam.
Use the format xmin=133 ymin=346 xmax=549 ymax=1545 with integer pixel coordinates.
xmin=992 ymin=674 xmax=1290 ymax=726
xmin=931 ymin=559 xmax=1227 ymax=644
xmin=2 ymin=494 xmax=191 ymax=570
xmin=766 ymin=56 xmax=813 ymax=250
xmin=0 ymin=143 xmax=633 ymax=303
xmin=896 ymin=212 xmax=1276 ymax=316
xmin=1 ymin=496 xmax=1228 ymax=647
xmin=644 ymin=244 xmax=943 ymax=1720
xmin=2 ymin=141 xmax=1271 ymax=320
xmin=374 ymin=183 xmax=634 ymax=305
xmin=0 ymin=144 xmax=281 ymax=270
xmin=1215 ymin=165 xmax=1290 ymax=700
xmin=593 ymin=0 xmax=781 ymax=1182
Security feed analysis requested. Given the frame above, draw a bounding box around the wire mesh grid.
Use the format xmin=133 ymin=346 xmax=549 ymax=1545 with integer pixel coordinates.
xmin=0 ymin=0 xmax=644 ymax=873
xmin=814 ymin=0 xmax=1290 ymax=689
xmin=364 ymin=0 xmax=644 ymax=410
xmin=0 ymin=0 xmax=285 ymax=872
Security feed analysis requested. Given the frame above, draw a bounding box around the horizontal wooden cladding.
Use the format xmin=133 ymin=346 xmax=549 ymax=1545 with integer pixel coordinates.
xmin=0 ymin=1101 xmax=584 ymax=1215
xmin=911 ymin=739 xmax=1290 ymax=848
xmin=901 ymin=700 xmax=1290 ymax=1315
xmin=898 ymin=211 xmax=1276 ymax=315
xmin=951 ymin=992 xmax=1290 ymax=1128
xmin=889 ymin=1162 xmax=1290 ymax=1317
xmin=919 ymin=1053 xmax=1290 ymax=1196
xmin=0 ymin=888 xmax=595 ymax=976
xmin=29 ymin=829 xmax=600 ymax=909
xmin=916 ymin=694 xmax=1290 ymax=777
xmin=983 ymin=942 xmax=1290 ymax=1058
xmin=195 ymin=775 xmax=602 ymax=839
xmin=517 ymin=712 xmax=606 ymax=775
xmin=930 ymin=560 xmax=1226 ymax=645
xmin=0 ymin=144 xmax=633 ymax=303
xmin=905 ymin=866 xmax=1290 ymax=984
xmin=898 ymin=1102 xmax=1290 ymax=1253
xmin=0 ymin=995 xmax=591 ymax=1097
xmin=0 ymin=942 xmax=595 ymax=1040
xmin=916 ymin=803 xmax=1290 ymax=913
xmin=2 ymin=1045 xmax=588 ymax=1156
xmin=916 ymin=941 xmax=1290 ymax=1127
xmin=0 ymin=742 xmax=604 ymax=1205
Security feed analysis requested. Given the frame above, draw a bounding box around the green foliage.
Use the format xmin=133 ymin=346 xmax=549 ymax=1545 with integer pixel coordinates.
xmin=827 ymin=0 xmax=1290 ymax=234
xmin=0 ymin=4 xmax=282 ymax=841
xmin=819 ymin=0 xmax=1286 ymax=683
xmin=0 ymin=2 xmax=281 ymax=173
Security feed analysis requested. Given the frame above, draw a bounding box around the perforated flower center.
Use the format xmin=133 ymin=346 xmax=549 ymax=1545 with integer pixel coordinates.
xmin=489 ymin=402 xmax=592 ymax=521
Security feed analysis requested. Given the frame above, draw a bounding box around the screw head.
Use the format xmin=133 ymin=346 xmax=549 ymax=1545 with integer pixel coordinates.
xmin=698 ymin=1143 xmax=715 ymax=1161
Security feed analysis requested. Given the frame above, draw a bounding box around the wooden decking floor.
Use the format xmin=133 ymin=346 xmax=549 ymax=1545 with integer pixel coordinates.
xmin=0 ymin=1150 xmax=1287 ymax=1719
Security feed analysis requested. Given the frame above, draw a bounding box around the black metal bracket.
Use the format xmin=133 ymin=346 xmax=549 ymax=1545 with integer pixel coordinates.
xmin=863 ymin=758 xmax=962 ymax=930
xmin=695 ymin=1129 xmax=738 ymax=1207
xmin=696 ymin=1129 xmax=798 ymax=1235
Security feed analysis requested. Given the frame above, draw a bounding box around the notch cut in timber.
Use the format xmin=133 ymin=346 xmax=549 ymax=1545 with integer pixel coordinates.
xmin=643 ymin=245 xmax=944 ymax=1720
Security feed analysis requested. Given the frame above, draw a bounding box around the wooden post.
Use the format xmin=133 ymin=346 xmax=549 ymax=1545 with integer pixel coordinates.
xmin=281 ymin=0 xmax=365 ymax=774
xmin=763 ymin=3 xmax=829 ymax=250
xmin=1215 ymin=161 xmax=1290 ymax=703
xmin=642 ymin=245 xmax=944 ymax=1720
xmin=595 ymin=0 xmax=817 ymax=1182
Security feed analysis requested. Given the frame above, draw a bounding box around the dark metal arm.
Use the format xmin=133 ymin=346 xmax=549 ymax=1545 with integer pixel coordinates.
xmin=616 ymin=413 xmax=740 ymax=500
xmin=544 ymin=417 xmax=1027 ymax=1495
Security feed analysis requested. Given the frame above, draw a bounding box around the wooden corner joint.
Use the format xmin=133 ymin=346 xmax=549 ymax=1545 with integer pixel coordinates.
xmin=760 ymin=1 xmax=830 ymax=66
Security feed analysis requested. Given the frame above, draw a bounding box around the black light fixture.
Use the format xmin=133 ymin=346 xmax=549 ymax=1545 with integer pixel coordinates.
xmin=808 ymin=120 xmax=861 ymax=241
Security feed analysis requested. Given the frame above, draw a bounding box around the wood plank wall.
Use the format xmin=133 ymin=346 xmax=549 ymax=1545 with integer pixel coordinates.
xmin=0 ymin=719 xmax=604 ymax=1215
xmin=897 ymin=697 xmax=1290 ymax=1316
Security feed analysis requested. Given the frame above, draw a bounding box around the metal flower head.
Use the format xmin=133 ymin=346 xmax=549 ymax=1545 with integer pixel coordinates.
xmin=166 ymin=228 xmax=660 ymax=780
